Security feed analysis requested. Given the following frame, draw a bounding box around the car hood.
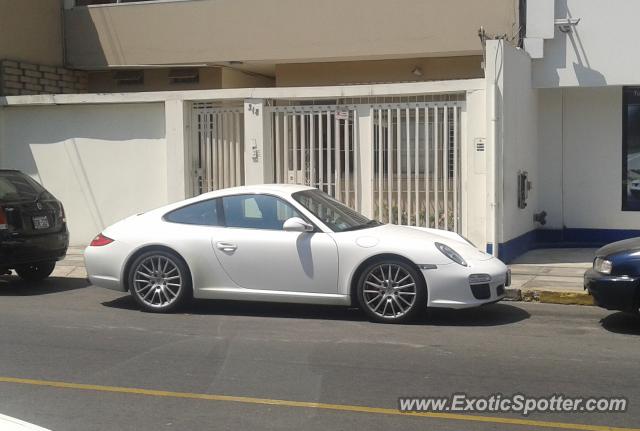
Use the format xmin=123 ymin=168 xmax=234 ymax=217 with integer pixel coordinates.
xmin=596 ymin=237 xmax=640 ymax=257
xmin=362 ymin=224 xmax=493 ymax=262
xmin=0 ymin=414 xmax=51 ymax=431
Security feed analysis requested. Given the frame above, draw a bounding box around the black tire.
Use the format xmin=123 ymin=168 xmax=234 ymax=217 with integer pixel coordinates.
xmin=356 ymin=259 xmax=426 ymax=324
xmin=128 ymin=250 xmax=192 ymax=313
xmin=15 ymin=261 xmax=56 ymax=282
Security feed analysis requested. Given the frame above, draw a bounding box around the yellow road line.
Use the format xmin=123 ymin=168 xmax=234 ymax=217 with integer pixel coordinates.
xmin=0 ymin=376 xmax=636 ymax=431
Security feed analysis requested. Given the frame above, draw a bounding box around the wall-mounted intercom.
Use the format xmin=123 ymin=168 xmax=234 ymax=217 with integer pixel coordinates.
xmin=517 ymin=170 xmax=532 ymax=209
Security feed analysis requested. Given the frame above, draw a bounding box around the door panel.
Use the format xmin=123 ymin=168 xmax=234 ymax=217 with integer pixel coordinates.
xmin=212 ymin=229 xmax=339 ymax=294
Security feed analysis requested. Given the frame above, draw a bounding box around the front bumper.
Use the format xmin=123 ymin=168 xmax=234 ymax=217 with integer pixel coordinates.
xmin=0 ymin=230 xmax=68 ymax=268
xmin=423 ymin=257 xmax=508 ymax=309
xmin=584 ymin=269 xmax=638 ymax=313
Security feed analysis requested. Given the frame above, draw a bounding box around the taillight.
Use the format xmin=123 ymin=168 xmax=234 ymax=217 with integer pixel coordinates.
xmin=58 ymin=204 xmax=66 ymax=223
xmin=0 ymin=207 xmax=7 ymax=230
xmin=90 ymin=233 xmax=114 ymax=247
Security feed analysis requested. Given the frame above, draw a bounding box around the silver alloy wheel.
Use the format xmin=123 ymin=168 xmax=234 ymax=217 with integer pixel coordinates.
xmin=362 ymin=263 xmax=417 ymax=319
xmin=133 ymin=255 xmax=182 ymax=308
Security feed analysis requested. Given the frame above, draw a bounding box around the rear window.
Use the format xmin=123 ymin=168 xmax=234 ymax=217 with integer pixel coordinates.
xmin=0 ymin=171 xmax=46 ymax=201
xmin=164 ymin=199 xmax=220 ymax=226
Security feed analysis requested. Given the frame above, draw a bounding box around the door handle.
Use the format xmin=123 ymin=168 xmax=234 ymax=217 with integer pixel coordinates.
xmin=216 ymin=242 xmax=237 ymax=252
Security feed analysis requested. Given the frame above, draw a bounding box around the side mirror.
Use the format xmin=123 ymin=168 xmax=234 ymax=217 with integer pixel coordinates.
xmin=283 ymin=217 xmax=314 ymax=233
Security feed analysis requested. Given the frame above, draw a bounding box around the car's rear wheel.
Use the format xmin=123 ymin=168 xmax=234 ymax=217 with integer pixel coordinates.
xmin=15 ymin=261 xmax=56 ymax=282
xmin=128 ymin=250 xmax=192 ymax=313
xmin=357 ymin=259 xmax=426 ymax=323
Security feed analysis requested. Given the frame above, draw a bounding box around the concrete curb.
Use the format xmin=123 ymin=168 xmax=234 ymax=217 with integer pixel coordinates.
xmin=504 ymin=287 xmax=595 ymax=306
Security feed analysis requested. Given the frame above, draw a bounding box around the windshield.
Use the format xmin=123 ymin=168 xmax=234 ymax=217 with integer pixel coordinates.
xmin=0 ymin=171 xmax=48 ymax=202
xmin=292 ymin=189 xmax=381 ymax=232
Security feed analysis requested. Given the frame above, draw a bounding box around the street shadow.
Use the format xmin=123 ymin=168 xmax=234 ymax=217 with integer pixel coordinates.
xmin=600 ymin=312 xmax=640 ymax=335
xmin=426 ymin=303 xmax=530 ymax=326
xmin=102 ymin=295 xmax=368 ymax=322
xmin=102 ymin=296 xmax=529 ymax=326
xmin=0 ymin=275 xmax=89 ymax=296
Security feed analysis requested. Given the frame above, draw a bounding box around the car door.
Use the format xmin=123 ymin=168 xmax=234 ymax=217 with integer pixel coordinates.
xmin=212 ymin=193 xmax=339 ymax=294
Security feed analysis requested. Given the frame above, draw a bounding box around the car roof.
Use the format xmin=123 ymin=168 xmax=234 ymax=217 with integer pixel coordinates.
xmin=199 ymin=184 xmax=315 ymax=198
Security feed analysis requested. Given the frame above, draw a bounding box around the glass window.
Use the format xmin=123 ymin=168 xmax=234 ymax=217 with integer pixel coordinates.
xmin=293 ymin=189 xmax=381 ymax=232
xmin=623 ymin=87 xmax=640 ymax=211
xmin=222 ymin=194 xmax=305 ymax=230
xmin=165 ymin=199 xmax=220 ymax=226
xmin=0 ymin=171 xmax=48 ymax=201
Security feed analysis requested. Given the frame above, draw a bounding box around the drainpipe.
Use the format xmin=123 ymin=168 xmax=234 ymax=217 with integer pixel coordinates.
xmin=489 ymin=81 xmax=499 ymax=257
xmin=488 ymin=41 xmax=502 ymax=257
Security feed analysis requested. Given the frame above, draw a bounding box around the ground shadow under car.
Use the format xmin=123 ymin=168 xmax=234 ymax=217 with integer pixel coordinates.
xmin=0 ymin=275 xmax=89 ymax=296
xmin=101 ymin=295 xmax=530 ymax=327
xmin=600 ymin=311 xmax=640 ymax=335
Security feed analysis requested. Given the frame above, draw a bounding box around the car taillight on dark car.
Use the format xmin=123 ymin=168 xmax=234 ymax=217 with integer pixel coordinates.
xmin=0 ymin=207 xmax=7 ymax=230
xmin=90 ymin=233 xmax=114 ymax=247
xmin=59 ymin=204 xmax=66 ymax=223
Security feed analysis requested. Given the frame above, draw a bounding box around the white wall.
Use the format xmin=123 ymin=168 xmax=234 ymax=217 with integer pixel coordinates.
xmin=463 ymin=88 xmax=488 ymax=249
xmin=0 ymin=103 xmax=167 ymax=245
xmin=536 ymin=89 xmax=563 ymax=229
xmin=486 ymin=40 xmax=539 ymax=244
xmin=537 ymin=86 xmax=640 ymax=230
xmin=533 ymin=0 xmax=640 ymax=87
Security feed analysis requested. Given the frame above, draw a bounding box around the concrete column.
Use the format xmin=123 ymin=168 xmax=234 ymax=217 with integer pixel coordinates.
xmin=165 ymin=99 xmax=190 ymax=202
xmin=484 ymin=39 xmax=504 ymax=255
xmin=243 ymin=99 xmax=273 ymax=185
xmin=463 ymin=89 xmax=488 ymax=249
xmin=357 ymin=105 xmax=373 ymax=218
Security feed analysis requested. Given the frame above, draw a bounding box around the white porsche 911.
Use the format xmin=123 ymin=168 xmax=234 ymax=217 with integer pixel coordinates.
xmin=85 ymin=184 xmax=509 ymax=323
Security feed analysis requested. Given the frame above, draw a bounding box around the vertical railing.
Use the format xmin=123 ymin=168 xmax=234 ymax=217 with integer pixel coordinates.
xmin=370 ymin=102 xmax=462 ymax=232
xmin=191 ymin=104 xmax=244 ymax=194
xmin=270 ymin=105 xmax=359 ymax=211
xmin=267 ymin=100 xmax=462 ymax=233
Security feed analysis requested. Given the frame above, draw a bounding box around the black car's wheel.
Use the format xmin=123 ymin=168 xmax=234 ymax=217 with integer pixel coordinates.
xmin=128 ymin=250 xmax=192 ymax=313
xmin=15 ymin=261 xmax=56 ymax=282
xmin=357 ymin=259 xmax=426 ymax=323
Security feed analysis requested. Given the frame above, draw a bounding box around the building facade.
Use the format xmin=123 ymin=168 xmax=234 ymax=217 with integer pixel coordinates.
xmin=2 ymin=0 xmax=637 ymax=263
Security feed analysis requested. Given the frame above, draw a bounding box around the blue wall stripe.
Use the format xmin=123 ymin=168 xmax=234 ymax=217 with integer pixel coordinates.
xmin=487 ymin=228 xmax=640 ymax=263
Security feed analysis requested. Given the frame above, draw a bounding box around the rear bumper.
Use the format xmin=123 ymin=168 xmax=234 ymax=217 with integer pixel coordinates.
xmin=0 ymin=230 xmax=68 ymax=268
xmin=84 ymin=242 xmax=127 ymax=291
xmin=584 ymin=269 xmax=638 ymax=313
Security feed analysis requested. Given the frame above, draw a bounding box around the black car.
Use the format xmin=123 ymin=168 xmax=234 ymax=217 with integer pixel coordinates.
xmin=0 ymin=170 xmax=69 ymax=281
xmin=584 ymin=238 xmax=640 ymax=314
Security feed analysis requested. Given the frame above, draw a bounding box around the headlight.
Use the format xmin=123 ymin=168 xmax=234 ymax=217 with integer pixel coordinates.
xmin=435 ymin=242 xmax=467 ymax=266
xmin=594 ymin=257 xmax=612 ymax=274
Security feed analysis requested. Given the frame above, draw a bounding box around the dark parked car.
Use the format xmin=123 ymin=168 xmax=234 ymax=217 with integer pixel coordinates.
xmin=584 ymin=238 xmax=640 ymax=314
xmin=0 ymin=170 xmax=68 ymax=281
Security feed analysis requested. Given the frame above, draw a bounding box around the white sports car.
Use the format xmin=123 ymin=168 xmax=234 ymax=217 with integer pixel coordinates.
xmin=85 ymin=185 xmax=508 ymax=323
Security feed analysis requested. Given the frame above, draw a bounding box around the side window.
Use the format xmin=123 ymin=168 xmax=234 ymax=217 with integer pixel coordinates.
xmin=222 ymin=194 xmax=306 ymax=230
xmin=165 ymin=199 xmax=220 ymax=226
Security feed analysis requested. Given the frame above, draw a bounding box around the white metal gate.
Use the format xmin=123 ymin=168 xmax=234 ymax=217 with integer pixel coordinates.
xmin=191 ymin=103 xmax=244 ymax=194
xmin=270 ymin=105 xmax=359 ymax=210
xmin=269 ymin=100 xmax=462 ymax=232
xmin=371 ymin=102 xmax=461 ymax=231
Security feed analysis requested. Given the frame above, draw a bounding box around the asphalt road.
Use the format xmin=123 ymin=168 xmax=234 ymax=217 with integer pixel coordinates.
xmin=0 ymin=275 xmax=638 ymax=431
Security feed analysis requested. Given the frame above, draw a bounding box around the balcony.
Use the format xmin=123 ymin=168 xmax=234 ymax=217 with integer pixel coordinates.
xmin=64 ymin=0 xmax=518 ymax=77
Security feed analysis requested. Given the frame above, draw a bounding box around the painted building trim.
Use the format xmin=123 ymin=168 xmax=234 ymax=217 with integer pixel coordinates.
xmin=0 ymin=79 xmax=485 ymax=106
xmin=488 ymin=228 xmax=640 ymax=263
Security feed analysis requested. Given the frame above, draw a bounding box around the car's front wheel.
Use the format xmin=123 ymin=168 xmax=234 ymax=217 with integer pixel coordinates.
xmin=15 ymin=261 xmax=56 ymax=282
xmin=128 ymin=250 xmax=192 ymax=313
xmin=356 ymin=259 xmax=426 ymax=323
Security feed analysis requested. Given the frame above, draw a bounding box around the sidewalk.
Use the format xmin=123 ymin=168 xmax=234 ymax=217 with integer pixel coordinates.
xmin=506 ymin=248 xmax=595 ymax=306
xmin=53 ymin=246 xmax=87 ymax=279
